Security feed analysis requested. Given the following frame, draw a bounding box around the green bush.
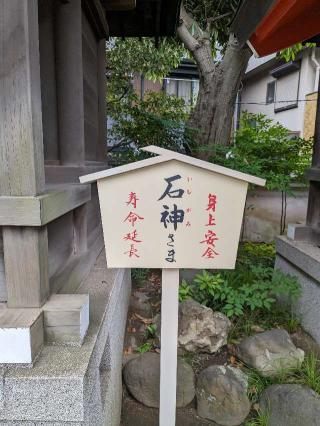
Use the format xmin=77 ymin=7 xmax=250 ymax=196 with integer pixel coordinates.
xmin=214 ymin=112 xmax=312 ymax=190
xmin=178 ymin=243 xmax=300 ymax=319
xmin=108 ymin=91 xmax=194 ymax=163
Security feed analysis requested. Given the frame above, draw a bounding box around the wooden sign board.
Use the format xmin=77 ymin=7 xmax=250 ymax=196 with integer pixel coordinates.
xmin=80 ymin=145 xmax=265 ymax=426
xmin=80 ymin=146 xmax=265 ymax=269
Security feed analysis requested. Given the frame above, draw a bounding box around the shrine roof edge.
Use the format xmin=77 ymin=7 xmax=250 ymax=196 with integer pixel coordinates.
xmin=79 ymin=145 xmax=266 ymax=186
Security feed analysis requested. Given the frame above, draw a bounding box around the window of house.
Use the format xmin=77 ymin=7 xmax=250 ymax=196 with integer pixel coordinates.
xmin=164 ymin=78 xmax=199 ymax=107
xmin=274 ymin=69 xmax=300 ymax=112
xmin=266 ymin=81 xmax=276 ymax=104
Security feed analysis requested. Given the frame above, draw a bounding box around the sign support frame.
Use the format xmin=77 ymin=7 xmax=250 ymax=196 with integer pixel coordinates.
xmin=159 ymin=268 xmax=180 ymax=426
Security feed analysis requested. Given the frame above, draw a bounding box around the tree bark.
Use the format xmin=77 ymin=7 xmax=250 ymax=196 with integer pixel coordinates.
xmin=177 ymin=6 xmax=252 ymax=160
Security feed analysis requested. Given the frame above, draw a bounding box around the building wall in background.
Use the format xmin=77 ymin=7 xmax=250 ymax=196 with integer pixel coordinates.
xmin=239 ymin=49 xmax=319 ymax=137
xmin=304 ymin=91 xmax=318 ymax=139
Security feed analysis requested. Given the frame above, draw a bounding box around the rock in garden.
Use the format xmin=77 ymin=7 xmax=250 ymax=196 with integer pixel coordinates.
xmin=260 ymin=384 xmax=320 ymax=426
xmin=196 ymin=365 xmax=251 ymax=426
xmin=123 ymin=352 xmax=195 ymax=408
xmin=130 ymin=290 xmax=154 ymax=318
xmin=155 ymin=300 xmax=231 ymax=353
xmin=237 ymin=329 xmax=304 ymax=377
xmin=291 ymin=329 xmax=320 ymax=358
xmin=179 ymin=300 xmax=231 ymax=353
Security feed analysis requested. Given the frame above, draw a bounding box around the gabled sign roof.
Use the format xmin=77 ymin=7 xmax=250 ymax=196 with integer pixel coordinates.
xmin=79 ymin=145 xmax=266 ymax=186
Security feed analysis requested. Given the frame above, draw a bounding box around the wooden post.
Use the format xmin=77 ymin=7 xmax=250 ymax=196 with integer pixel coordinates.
xmin=97 ymin=39 xmax=107 ymax=162
xmin=160 ymin=269 xmax=179 ymax=426
xmin=0 ymin=0 xmax=49 ymax=307
xmin=55 ymin=0 xmax=85 ymax=165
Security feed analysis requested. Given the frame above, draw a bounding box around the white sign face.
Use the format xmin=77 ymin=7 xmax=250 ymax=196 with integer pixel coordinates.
xmin=97 ymin=159 xmax=248 ymax=269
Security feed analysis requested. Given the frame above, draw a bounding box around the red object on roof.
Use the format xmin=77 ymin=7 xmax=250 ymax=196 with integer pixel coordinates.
xmin=249 ymin=0 xmax=320 ymax=57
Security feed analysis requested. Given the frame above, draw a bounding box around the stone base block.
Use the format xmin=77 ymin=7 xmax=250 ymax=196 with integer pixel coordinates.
xmin=0 ymin=309 xmax=43 ymax=364
xmin=0 ymin=251 xmax=131 ymax=425
xmin=275 ymin=236 xmax=320 ymax=345
xmin=43 ymin=294 xmax=89 ymax=345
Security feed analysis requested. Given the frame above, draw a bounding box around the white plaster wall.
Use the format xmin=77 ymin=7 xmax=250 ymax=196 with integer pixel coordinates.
xmin=240 ymin=50 xmax=318 ymax=136
xmin=243 ymin=188 xmax=308 ymax=243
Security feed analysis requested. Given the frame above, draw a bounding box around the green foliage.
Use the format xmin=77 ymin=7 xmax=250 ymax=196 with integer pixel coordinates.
xmin=108 ymin=91 xmax=193 ymax=163
xmin=146 ymin=324 xmax=157 ymax=339
xmin=178 ymin=242 xmax=300 ymax=320
xmin=280 ymin=43 xmax=316 ymax=62
xmin=245 ymin=411 xmax=269 ymax=426
xmin=183 ymin=0 xmax=242 ymax=54
xmin=137 ymin=342 xmax=153 ymax=354
xmin=106 ymin=37 xmax=192 ymax=161
xmin=107 ymin=38 xmax=185 ymax=84
xmin=214 ymin=112 xmax=313 ymax=192
xmin=294 ymin=353 xmax=320 ymax=394
xmin=131 ymin=268 xmax=150 ymax=284
xmin=237 ymin=242 xmax=276 ymax=269
xmin=247 ymin=353 xmax=320 ymax=404
xmin=188 ymin=267 xmax=300 ymax=318
xmin=229 ymin=308 xmax=300 ymax=342
xmin=179 ymin=279 xmax=194 ymax=302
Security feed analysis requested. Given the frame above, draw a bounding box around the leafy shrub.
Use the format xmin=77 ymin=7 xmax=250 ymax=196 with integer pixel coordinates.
xmin=186 ymin=268 xmax=300 ymax=318
xmin=237 ymin=242 xmax=276 ymax=268
xmin=178 ymin=242 xmax=300 ymax=319
xmin=108 ymin=91 xmax=194 ymax=164
xmin=214 ymin=112 xmax=312 ymax=190
xmin=131 ymin=268 xmax=150 ymax=284
xmin=137 ymin=342 xmax=153 ymax=354
xmin=212 ymin=113 xmax=312 ymax=234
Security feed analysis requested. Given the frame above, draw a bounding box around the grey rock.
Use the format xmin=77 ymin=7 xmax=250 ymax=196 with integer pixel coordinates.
xmin=155 ymin=300 xmax=231 ymax=354
xmin=237 ymin=329 xmax=304 ymax=377
xmin=196 ymin=365 xmax=251 ymax=426
xmin=123 ymin=352 xmax=195 ymax=408
xmin=179 ymin=301 xmax=231 ymax=353
xmin=130 ymin=290 xmax=154 ymax=318
xmin=291 ymin=329 xmax=320 ymax=358
xmin=260 ymin=384 xmax=320 ymax=426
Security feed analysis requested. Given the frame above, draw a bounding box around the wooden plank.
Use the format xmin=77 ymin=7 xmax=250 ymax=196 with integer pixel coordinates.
xmin=104 ymin=0 xmax=136 ymax=11
xmin=38 ymin=0 xmax=59 ymax=162
xmin=55 ymin=0 xmax=85 ymax=165
xmin=0 ymin=308 xmax=41 ymax=328
xmin=160 ymin=269 xmax=179 ymax=426
xmin=97 ymin=39 xmax=107 ymax=162
xmin=40 ymin=185 xmax=91 ymax=225
xmin=0 ymin=0 xmax=45 ymax=197
xmin=50 ymin=225 xmax=104 ymax=294
xmin=3 ymin=227 xmax=49 ymax=308
xmin=73 ymin=205 xmax=88 ymax=253
xmin=30 ymin=313 xmax=44 ymax=361
xmin=231 ymin=0 xmax=277 ymax=48
xmin=48 ymin=212 xmax=74 ymax=278
xmin=82 ymin=0 xmax=109 ymax=39
xmin=45 ymin=164 xmax=109 ymax=184
xmin=0 ymin=185 xmax=91 ymax=226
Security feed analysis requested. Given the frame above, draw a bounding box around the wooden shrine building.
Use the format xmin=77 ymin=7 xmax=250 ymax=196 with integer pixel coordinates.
xmin=0 ymin=1 xmax=180 ymax=424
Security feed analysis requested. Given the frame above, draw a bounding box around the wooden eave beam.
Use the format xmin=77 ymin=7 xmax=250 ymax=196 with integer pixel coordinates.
xmin=0 ymin=184 xmax=91 ymax=226
xmin=82 ymin=0 xmax=109 ymax=39
xmin=104 ymin=0 xmax=136 ymax=11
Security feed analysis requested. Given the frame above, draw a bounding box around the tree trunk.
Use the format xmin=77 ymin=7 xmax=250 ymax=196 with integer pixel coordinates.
xmin=177 ymin=8 xmax=252 ymax=160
